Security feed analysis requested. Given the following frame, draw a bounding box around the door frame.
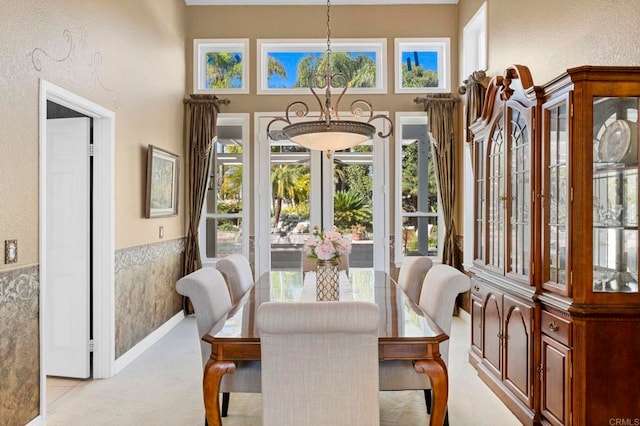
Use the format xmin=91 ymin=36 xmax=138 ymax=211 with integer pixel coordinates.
xmin=254 ymin=111 xmax=390 ymax=277
xmin=39 ymin=79 xmax=116 ymax=415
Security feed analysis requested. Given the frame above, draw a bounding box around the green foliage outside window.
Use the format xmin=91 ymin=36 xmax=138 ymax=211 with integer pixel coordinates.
xmin=333 ymin=190 xmax=372 ymax=232
xmin=401 ymin=64 xmax=438 ymax=89
xmin=206 ymin=52 xmax=243 ymax=89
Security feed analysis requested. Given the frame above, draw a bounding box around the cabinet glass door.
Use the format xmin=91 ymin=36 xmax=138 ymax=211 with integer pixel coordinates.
xmin=509 ymin=109 xmax=531 ymax=277
xmin=544 ymin=102 xmax=569 ymax=294
xmin=592 ymin=97 xmax=639 ymax=293
xmin=487 ymin=117 xmax=505 ymax=269
xmin=475 ymin=137 xmax=486 ymax=263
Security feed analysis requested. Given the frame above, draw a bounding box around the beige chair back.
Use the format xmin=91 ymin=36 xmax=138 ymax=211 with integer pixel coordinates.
xmin=396 ymin=256 xmax=433 ymax=303
xmin=257 ymin=301 xmax=380 ymax=426
xmin=175 ymin=267 xmax=231 ymax=365
xmin=216 ymin=253 xmax=254 ymax=304
xmin=379 ymin=263 xmax=470 ymax=392
xmin=418 ymin=264 xmax=471 ymax=360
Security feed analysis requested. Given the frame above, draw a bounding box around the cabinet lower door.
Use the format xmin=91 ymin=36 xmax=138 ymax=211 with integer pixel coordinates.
xmin=541 ymin=335 xmax=571 ymax=426
xmin=471 ymin=296 xmax=483 ymax=356
xmin=502 ymin=294 xmax=534 ymax=408
xmin=482 ymin=291 xmax=502 ymax=378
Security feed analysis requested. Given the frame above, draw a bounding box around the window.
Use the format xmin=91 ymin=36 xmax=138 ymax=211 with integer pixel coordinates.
xmin=199 ymin=114 xmax=250 ymax=265
xmin=462 ymin=2 xmax=487 ymax=269
xmin=394 ymin=38 xmax=450 ymax=94
xmin=193 ymin=39 xmax=249 ymax=94
xmin=257 ymin=39 xmax=387 ymax=95
xmin=395 ymin=112 xmax=442 ymax=266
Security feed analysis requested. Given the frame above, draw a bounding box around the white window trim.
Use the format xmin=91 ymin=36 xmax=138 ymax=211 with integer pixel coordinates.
xmin=199 ymin=113 xmax=251 ymax=267
xmin=462 ymin=2 xmax=487 ymax=270
xmin=257 ymin=38 xmax=387 ymax=95
xmin=462 ymin=2 xmax=487 ymax=78
xmin=394 ymin=112 xmax=443 ymax=267
xmin=394 ymin=37 xmax=451 ymax=94
xmin=193 ymin=39 xmax=250 ymax=94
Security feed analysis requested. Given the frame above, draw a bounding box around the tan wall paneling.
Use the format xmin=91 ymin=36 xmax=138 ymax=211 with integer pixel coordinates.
xmin=114 ymin=239 xmax=184 ymax=358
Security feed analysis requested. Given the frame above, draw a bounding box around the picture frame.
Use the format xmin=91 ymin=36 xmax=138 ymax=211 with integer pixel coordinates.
xmin=394 ymin=38 xmax=451 ymax=94
xmin=257 ymin=38 xmax=387 ymax=95
xmin=193 ymin=38 xmax=249 ymax=94
xmin=145 ymin=145 xmax=179 ymax=218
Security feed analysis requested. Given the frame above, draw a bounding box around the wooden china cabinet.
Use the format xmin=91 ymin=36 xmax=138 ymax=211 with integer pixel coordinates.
xmin=469 ymin=65 xmax=640 ymax=426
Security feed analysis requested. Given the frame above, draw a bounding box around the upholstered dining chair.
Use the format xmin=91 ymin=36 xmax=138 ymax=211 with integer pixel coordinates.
xmin=175 ymin=267 xmax=261 ymax=420
xmin=302 ymin=253 xmax=350 ymax=275
xmin=257 ymin=301 xmax=380 ymax=426
xmin=396 ymin=255 xmax=433 ymax=304
xmin=379 ymin=264 xmax=471 ymax=425
xmin=176 ymin=267 xmax=232 ymax=363
xmin=215 ymin=253 xmax=254 ymax=306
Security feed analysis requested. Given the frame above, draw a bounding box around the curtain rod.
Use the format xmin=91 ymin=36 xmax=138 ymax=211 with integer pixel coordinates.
xmin=457 ymin=70 xmax=488 ymax=95
xmin=183 ymin=94 xmax=231 ymax=105
xmin=413 ymin=93 xmax=459 ymax=109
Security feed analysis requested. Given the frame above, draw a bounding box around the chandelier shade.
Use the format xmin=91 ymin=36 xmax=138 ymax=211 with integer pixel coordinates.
xmin=282 ymin=120 xmax=376 ymax=152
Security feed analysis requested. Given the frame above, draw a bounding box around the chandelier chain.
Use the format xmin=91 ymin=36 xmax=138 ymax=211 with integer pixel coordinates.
xmin=326 ymin=0 xmax=331 ymax=55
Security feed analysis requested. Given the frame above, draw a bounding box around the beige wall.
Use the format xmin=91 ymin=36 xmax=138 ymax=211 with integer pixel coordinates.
xmin=458 ymin=0 xmax=485 ymax=27
xmin=486 ymin=0 xmax=640 ymax=85
xmin=0 ymin=2 xmax=186 ymax=423
xmin=186 ymin=4 xmax=460 ymax=239
xmin=0 ymin=0 xmax=186 ymax=272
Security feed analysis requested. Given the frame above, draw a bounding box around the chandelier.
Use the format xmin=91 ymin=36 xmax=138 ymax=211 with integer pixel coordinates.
xmin=267 ymin=0 xmax=393 ymax=158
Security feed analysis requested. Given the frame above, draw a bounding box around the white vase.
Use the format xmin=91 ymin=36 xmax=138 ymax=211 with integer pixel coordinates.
xmin=316 ymin=260 xmax=339 ymax=301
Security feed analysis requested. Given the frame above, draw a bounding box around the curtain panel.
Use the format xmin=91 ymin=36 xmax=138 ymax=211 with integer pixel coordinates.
xmin=183 ymin=95 xmax=229 ymax=277
xmin=458 ymin=70 xmax=490 ymax=174
xmin=414 ymin=94 xmax=462 ymax=269
xmin=458 ymin=70 xmax=489 ymax=144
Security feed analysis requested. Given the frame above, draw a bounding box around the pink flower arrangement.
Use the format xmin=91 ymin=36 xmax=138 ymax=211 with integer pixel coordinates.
xmin=303 ymin=227 xmax=352 ymax=262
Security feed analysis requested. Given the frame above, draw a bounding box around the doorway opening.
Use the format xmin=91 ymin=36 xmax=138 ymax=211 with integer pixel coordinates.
xmin=39 ymin=80 xmax=115 ymax=421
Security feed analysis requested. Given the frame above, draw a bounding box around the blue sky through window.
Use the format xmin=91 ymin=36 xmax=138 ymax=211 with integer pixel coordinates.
xmin=267 ymin=51 xmax=377 ymax=89
xmin=400 ymin=50 xmax=438 ymax=73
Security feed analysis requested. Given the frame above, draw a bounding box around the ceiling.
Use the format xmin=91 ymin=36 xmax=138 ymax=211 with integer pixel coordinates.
xmin=185 ymin=0 xmax=457 ymax=5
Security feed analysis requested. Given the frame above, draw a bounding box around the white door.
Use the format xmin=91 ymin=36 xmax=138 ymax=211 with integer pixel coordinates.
xmin=45 ymin=117 xmax=91 ymax=378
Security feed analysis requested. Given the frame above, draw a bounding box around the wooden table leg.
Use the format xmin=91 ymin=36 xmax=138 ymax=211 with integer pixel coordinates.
xmin=414 ymin=359 xmax=448 ymax=426
xmin=203 ymin=359 xmax=236 ymax=426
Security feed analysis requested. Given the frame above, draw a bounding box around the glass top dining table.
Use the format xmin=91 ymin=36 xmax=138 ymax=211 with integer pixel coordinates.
xmin=202 ymin=269 xmax=450 ymax=426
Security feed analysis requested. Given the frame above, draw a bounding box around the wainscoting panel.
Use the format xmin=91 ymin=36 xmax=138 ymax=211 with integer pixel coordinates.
xmin=0 ymin=265 xmax=40 ymax=426
xmin=114 ymin=238 xmax=184 ymax=359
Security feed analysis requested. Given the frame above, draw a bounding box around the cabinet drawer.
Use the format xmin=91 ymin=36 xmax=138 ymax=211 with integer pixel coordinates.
xmin=541 ymin=310 xmax=571 ymax=346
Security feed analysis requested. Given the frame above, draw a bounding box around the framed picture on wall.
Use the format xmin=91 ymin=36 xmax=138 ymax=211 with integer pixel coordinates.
xmin=145 ymin=145 xmax=179 ymax=218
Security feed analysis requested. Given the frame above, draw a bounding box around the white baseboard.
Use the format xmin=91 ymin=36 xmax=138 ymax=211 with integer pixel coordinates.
xmin=114 ymin=311 xmax=184 ymax=374
xmin=26 ymin=415 xmax=42 ymax=426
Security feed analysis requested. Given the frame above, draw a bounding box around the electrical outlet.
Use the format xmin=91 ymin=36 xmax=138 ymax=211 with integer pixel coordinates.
xmin=159 ymin=226 xmax=164 ymax=239
xmin=5 ymin=240 xmax=17 ymax=264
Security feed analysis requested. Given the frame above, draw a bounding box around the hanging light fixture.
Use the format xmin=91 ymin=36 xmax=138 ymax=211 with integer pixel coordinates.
xmin=267 ymin=0 xmax=393 ymax=158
